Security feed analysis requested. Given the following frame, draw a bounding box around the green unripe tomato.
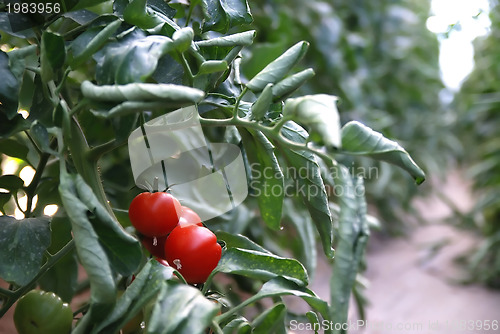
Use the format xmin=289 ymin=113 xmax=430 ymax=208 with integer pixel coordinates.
xmin=14 ymin=290 xmax=73 ymax=334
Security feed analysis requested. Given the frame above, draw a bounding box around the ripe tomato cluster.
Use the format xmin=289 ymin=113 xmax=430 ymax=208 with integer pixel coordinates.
xmin=128 ymin=192 xmax=221 ymax=284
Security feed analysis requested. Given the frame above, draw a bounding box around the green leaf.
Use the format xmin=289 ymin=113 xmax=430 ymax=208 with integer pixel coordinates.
xmin=94 ymin=259 xmax=172 ymax=334
xmin=58 ymin=171 xmax=116 ymax=325
xmin=30 ymin=122 xmax=58 ymax=155
xmin=0 ymin=113 xmax=30 ymax=139
xmin=40 ymin=31 xmax=66 ymax=83
xmin=306 ymin=311 xmax=321 ymax=334
xmin=283 ymin=198 xmax=317 ymax=279
xmin=252 ymin=303 xmax=287 ymax=334
xmin=246 ymin=41 xmax=309 ymax=92
xmin=123 ymin=0 xmax=164 ymax=29
xmin=147 ymin=281 xmax=220 ymax=334
xmin=218 ymin=277 xmax=329 ymax=325
xmin=72 ymin=173 xmax=142 ymax=276
xmin=201 ymin=0 xmax=229 ymax=33
xmin=95 ymin=33 xmax=175 ymax=84
xmin=214 ymin=247 xmax=308 ymax=286
xmin=240 ymin=129 xmax=284 ymax=230
xmin=70 ymin=19 xmax=122 ymax=68
xmin=329 ymin=166 xmax=369 ymax=331
xmin=195 ymin=30 xmax=256 ymax=47
xmin=222 ymin=317 xmax=251 ymax=334
xmin=0 ymin=51 xmax=20 ymax=119
xmin=0 ymin=174 xmax=24 ymax=193
xmin=0 ymin=216 xmax=51 ymax=286
xmin=219 ymin=0 xmax=253 ymax=27
xmin=81 ymin=81 xmax=204 ymax=103
xmin=215 ymin=231 xmax=271 ymax=253
xmin=0 ymin=139 xmax=29 ymax=160
xmin=283 ymin=94 xmax=341 ymax=149
xmin=251 ymin=83 xmax=273 ymax=121
xmin=71 ymin=0 xmax=111 ymax=11
xmin=172 ymin=27 xmax=194 ymax=52
xmin=37 ymin=216 xmax=77 ymax=303
xmin=340 ymin=121 xmax=426 ymax=184
xmin=272 ymin=68 xmax=315 ymax=102
xmin=197 ymin=60 xmax=229 ymax=75
xmin=280 ymin=122 xmax=334 ymax=258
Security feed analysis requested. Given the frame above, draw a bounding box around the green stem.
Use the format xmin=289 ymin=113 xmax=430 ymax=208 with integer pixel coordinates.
xmin=179 ymin=52 xmax=194 ymax=86
xmin=210 ymin=320 xmax=224 ymax=334
xmin=0 ymin=287 xmax=14 ymax=298
xmin=232 ymin=87 xmax=248 ymax=120
xmin=0 ymin=240 xmax=75 ymax=317
xmin=24 ymin=151 xmax=51 ymax=217
xmin=87 ymin=139 xmax=125 ymax=161
xmin=199 ymin=116 xmax=336 ymax=166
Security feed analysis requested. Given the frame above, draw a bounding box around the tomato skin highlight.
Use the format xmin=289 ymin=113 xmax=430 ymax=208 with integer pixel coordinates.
xmin=14 ymin=290 xmax=73 ymax=334
xmin=164 ymin=225 xmax=221 ymax=284
xmin=128 ymin=192 xmax=182 ymax=237
xmin=178 ymin=206 xmax=203 ymax=227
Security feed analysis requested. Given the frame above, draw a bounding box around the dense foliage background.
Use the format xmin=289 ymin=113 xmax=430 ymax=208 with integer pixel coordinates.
xmin=0 ymin=0 xmax=499 ymax=333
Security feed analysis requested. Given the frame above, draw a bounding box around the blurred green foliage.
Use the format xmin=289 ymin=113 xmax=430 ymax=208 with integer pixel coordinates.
xmin=247 ymin=0 xmax=456 ymax=231
xmin=454 ymin=1 xmax=500 ymax=288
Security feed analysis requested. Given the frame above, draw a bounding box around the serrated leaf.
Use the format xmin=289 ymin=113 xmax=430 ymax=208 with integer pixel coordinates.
xmin=283 ymin=94 xmax=341 ymax=148
xmin=247 ymin=41 xmax=309 ymax=92
xmin=330 ymin=166 xmax=369 ymax=330
xmin=240 ymin=129 xmax=284 ymax=230
xmin=280 ymin=121 xmax=334 ymax=258
xmin=341 ymin=121 xmax=426 ymax=184
xmin=214 ymin=247 xmax=308 ymax=286
xmin=147 ymin=281 xmax=220 ymax=334
xmin=0 ymin=216 xmax=51 ymax=286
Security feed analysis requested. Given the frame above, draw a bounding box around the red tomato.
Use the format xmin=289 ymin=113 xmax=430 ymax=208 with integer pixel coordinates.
xmin=178 ymin=206 xmax=203 ymax=227
xmin=164 ymin=225 xmax=221 ymax=284
xmin=129 ymin=192 xmax=182 ymax=237
xmin=140 ymin=234 xmax=168 ymax=259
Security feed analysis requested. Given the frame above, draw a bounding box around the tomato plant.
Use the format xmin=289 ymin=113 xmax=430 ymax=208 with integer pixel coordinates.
xmin=129 ymin=192 xmax=182 ymax=237
xmin=165 ymin=224 xmax=222 ymax=284
xmin=0 ymin=0 xmax=428 ymax=333
xmin=14 ymin=290 xmax=73 ymax=334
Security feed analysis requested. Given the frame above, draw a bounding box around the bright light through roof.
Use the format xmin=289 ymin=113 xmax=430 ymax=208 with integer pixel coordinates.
xmin=427 ymin=0 xmax=491 ymax=91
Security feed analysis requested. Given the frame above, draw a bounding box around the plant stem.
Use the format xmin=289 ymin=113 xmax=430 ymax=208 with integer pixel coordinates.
xmin=199 ymin=116 xmax=337 ymax=166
